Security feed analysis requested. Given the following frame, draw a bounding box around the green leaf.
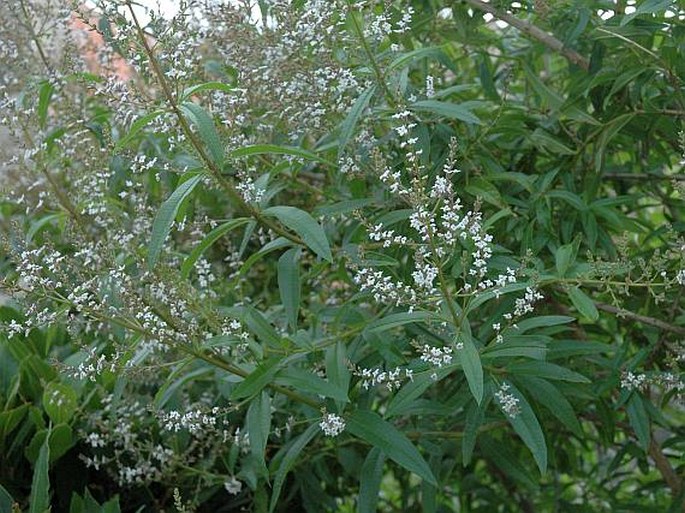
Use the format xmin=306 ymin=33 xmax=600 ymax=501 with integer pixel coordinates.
xmin=594 ymin=114 xmax=634 ymax=173
xmin=347 ymin=410 xmax=436 ymax=485
xmin=567 ymin=287 xmax=599 ymax=321
xmin=154 ymin=366 xmax=209 ymax=409
xmin=458 ymin=335 xmax=483 ymax=404
xmin=555 ymin=243 xmax=575 ymax=276
xmin=181 ymin=218 xmax=250 ymax=278
xmin=505 ymin=384 xmax=547 ymax=474
xmin=0 ymin=484 xmax=14 ymax=512
xmin=338 ymin=85 xmax=376 ymax=156
xmin=37 ymin=80 xmax=55 ymax=128
xmin=179 ymin=101 xmax=224 ymax=165
xmin=244 ymin=306 xmax=283 ymax=348
xmin=387 ymin=46 xmax=446 ymax=71
xmin=246 ymin=392 xmax=272 ymax=463
xmin=262 ymin=206 xmax=332 ymax=262
xmin=462 ymin=400 xmax=485 ymax=465
xmin=325 ymin=342 xmax=351 ymax=404
xmin=278 ymin=247 xmax=301 ymax=331
xmin=620 ymin=0 xmax=672 ymax=25
xmin=29 ymin=425 xmax=50 ymax=513
xmin=482 ymin=337 xmax=548 ymax=360
xmin=358 ymin=447 xmax=385 ymax=513
xmin=276 ymin=367 xmax=348 ymax=402
xmin=114 ymin=109 xmax=165 ymax=150
xmin=314 ymin=198 xmax=376 ymax=217
xmin=479 ymin=435 xmax=539 ymax=490
xmin=530 ymin=129 xmax=575 ymax=155
xmin=518 ymin=377 xmax=583 ymax=437
xmin=548 ymin=190 xmax=587 ymax=211
xmin=386 ymin=367 xmax=453 ymax=417
xmin=524 ymin=65 xmax=563 ymax=110
xmin=148 ymin=173 xmax=203 ymax=270
xmin=410 ymin=100 xmax=482 ymax=125
xmin=626 ymin=394 xmax=650 ymax=451
xmin=366 ymin=311 xmax=437 ymax=333
xmin=230 ymin=144 xmax=334 ymax=167
xmin=512 ymin=315 xmax=575 ymax=333
xmin=181 ymin=81 xmax=234 ymax=101
xmin=43 ymin=382 xmax=77 ymax=425
xmin=269 ymin=423 xmax=319 ymax=513
xmin=231 ymin=357 xmax=281 ymax=400
xmin=507 ymin=361 xmax=590 ymax=383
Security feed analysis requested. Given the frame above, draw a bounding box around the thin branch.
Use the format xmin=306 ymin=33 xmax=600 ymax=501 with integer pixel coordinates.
xmin=594 ymin=302 xmax=685 ymax=336
xmin=603 ymin=173 xmax=685 ymax=181
xmin=648 ymin=437 xmax=683 ymax=497
xmin=462 ymin=0 xmax=590 ymax=71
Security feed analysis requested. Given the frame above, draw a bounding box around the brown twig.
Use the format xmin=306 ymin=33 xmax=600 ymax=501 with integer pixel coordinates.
xmin=594 ymin=302 xmax=685 ymax=336
xmin=462 ymin=0 xmax=590 ymax=71
xmin=603 ymin=173 xmax=685 ymax=181
xmin=648 ymin=437 xmax=683 ymax=498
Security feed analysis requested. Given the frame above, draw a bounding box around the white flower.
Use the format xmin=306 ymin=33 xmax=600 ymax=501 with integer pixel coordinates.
xmin=425 ymin=75 xmax=435 ymax=98
xmin=224 ymin=477 xmax=242 ymax=495
xmin=676 ymin=269 xmax=685 ymax=285
xmin=495 ymin=382 xmax=520 ymax=418
xmin=319 ymin=412 xmax=346 ymax=437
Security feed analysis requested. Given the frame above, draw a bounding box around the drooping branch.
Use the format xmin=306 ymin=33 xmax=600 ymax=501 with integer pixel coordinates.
xmin=462 ymin=0 xmax=590 ymax=71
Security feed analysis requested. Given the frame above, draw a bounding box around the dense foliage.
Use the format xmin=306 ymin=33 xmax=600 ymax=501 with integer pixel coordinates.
xmin=1 ymin=0 xmax=684 ymax=511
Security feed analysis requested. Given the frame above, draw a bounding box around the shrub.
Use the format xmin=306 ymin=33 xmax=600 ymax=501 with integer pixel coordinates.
xmin=0 ymin=1 xmax=684 ymax=511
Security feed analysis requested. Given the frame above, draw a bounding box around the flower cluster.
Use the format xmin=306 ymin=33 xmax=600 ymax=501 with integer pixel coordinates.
xmin=495 ymin=382 xmax=521 ymax=418
xmin=417 ymin=344 xmax=453 ymax=368
xmin=354 ymin=366 xmax=413 ymax=391
xmin=319 ymin=411 xmax=346 ymax=437
xmin=158 ymin=407 xmax=222 ymax=434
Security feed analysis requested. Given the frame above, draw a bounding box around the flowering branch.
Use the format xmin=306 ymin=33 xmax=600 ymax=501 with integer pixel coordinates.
xmin=125 ymin=1 xmax=306 ymax=248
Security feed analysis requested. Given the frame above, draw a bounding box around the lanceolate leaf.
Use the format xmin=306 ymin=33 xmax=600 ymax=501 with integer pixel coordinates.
xmin=278 ymin=247 xmax=301 ymax=331
xmin=410 ymin=100 xmax=482 ymax=124
xmin=505 ymin=383 xmax=548 ymax=474
xmin=458 ymin=334 xmax=484 ymax=405
xmin=567 ymin=287 xmax=599 ymax=321
xmin=626 ymin=394 xmax=650 ymax=451
xmin=148 ymin=173 xmax=203 ymax=270
xmin=507 ymin=361 xmax=590 ymax=383
xmin=246 ymin=392 xmax=272 ymax=464
xmin=262 ymin=206 xmax=332 ymax=262
xmin=179 ymin=101 xmax=224 ymax=165
xmin=325 ymin=342 xmax=350 ymax=404
xmin=0 ymin=484 xmax=14 ymax=513
xmin=181 ymin=81 xmax=234 ymax=101
xmin=269 ymin=423 xmax=319 ymax=513
xmin=114 ymin=109 xmax=165 ymax=150
xmin=231 ymin=357 xmax=281 ymax=400
xmin=518 ymin=376 xmax=583 ymax=437
xmin=230 ymin=144 xmax=334 ymax=166
xmin=275 ymin=367 xmax=348 ymax=402
xmin=462 ymin=399 xmax=486 ymax=466
xmin=181 ymin=217 xmax=250 ymax=278
xmin=37 ymin=80 xmax=55 ymax=128
xmin=29 ymin=425 xmax=50 ymax=513
xmin=338 ymin=84 xmax=376 ymax=156
xmin=366 ymin=311 xmax=438 ymax=333
xmin=347 ymin=410 xmax=436 ymax=485
xmin=358 ymin=447 xmax=385 ymax=513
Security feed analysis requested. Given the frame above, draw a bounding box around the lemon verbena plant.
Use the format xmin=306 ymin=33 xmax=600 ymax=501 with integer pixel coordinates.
xmin=0 ymin=0 xmax=684 ymax=512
